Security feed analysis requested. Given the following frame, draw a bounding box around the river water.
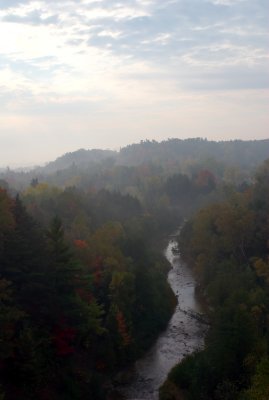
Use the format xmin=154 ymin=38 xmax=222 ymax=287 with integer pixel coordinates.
xmin=115 ymin=236 xmax=207 ymax=400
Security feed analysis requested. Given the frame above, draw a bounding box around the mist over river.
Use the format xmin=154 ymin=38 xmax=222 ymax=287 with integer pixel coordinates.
xmin=114 ymin=236 xmax=207 ymax=399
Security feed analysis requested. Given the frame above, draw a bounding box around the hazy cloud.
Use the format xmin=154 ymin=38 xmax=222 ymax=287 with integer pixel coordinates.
xmin=0 ymin=0 xmax=268 ymax=166
xmin=2 ymin=10 xmax=59 ymax=25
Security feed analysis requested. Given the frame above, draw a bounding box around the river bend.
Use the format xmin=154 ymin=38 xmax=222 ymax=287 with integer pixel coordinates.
xmin=116 ymin=236 xmax=207 ymax=400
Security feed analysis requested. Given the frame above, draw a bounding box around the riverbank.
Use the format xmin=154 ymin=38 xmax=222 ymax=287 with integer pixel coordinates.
xmin=111 ymin=237 xmax=206 ymax=399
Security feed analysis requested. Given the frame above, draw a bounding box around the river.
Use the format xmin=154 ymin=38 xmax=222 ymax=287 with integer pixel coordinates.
xmin=114 ymin=235 xmax=207 ymax=400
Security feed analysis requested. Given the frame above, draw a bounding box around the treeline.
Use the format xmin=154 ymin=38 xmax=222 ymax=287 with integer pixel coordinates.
xmin=1 ymin=139 xmax=268 ymax=399
xmin=0 ymin=186 xmax=176 ymax=399
xmin=160 ymin=159 xmax=269 ymax=399
xmin=33 ymin=138 xmax=269 ymax=171
xmin=2 ymin=138 xmax=269 ymax=192
xmin=20 ymin=170 xmax=217 ymax=232
xmin=118 ymin=138 xmax=269 ymax=168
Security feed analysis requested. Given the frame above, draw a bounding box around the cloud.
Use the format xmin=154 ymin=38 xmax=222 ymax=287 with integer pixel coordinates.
xmin=2 ymin=9 xmax=58 ymax=25
xmin=98 ymin=30 xmax=122 ymax=39
xmin=0 ymin=0 xmax=267 ymax=91
xmin=0 ymin=0 xmax=268 ymax=165
xmin=209 ymin=0 xmax=246 ymax=5
xmin=181 ymin=43 xmax=269 ymax=68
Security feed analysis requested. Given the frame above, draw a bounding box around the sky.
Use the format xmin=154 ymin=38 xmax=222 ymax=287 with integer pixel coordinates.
xmin=0 ymin=0 xmax=268 ymax=166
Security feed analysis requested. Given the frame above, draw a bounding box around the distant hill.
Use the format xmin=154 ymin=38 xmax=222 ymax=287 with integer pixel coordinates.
xmin=0 ymin=138 xmax=268 ymax=190
xmin=117 ymin=138 xmax=269 ymax=168
xmin=38 ymin=148 xmax=117 ymax=173
xmin=37 ymin=138 xmax=269 ymax=173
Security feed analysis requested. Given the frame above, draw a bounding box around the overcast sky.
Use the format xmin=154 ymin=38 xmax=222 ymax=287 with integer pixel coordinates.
xmin=0 ymin=0 xmax=268 ymax=166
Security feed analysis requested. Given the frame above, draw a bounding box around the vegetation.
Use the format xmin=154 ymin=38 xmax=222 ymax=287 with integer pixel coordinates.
xmin=1 ymin=138 xmax=269 ymax=399
xmin=2 ymin=138 xmax=268 ymax=192
xmin=160 ymin=159 xmax=269 ymax=400
xmin=0 ymin=185 xmax=178 ymax=399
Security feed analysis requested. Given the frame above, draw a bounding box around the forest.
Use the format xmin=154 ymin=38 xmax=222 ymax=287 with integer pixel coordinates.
xmin=160 ymin=159 xmax=269 ymax=400
xmin=0 ymin=138 xmax=269 ymax=399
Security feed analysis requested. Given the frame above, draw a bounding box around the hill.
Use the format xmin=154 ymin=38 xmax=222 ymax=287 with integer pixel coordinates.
xmin=38 ymin=148 xmax=117 ymax=173
xmin=0 ymin=138 xmax=268 ymax=191
xmin=117 ymin=138 xmax=269 ymax=167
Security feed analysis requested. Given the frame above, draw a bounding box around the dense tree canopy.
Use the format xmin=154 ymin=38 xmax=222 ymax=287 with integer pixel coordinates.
xmin=1 ymin=140 xmax=268 ymax=399
xmin=161 ymin=159 xmax=269 ymax=400
xmin=0 ymin=185 xmax=174 ymax=399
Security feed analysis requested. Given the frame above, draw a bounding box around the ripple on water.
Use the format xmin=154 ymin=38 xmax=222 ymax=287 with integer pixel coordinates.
xmin=116 ymin=237 xmax=207 ymax=400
